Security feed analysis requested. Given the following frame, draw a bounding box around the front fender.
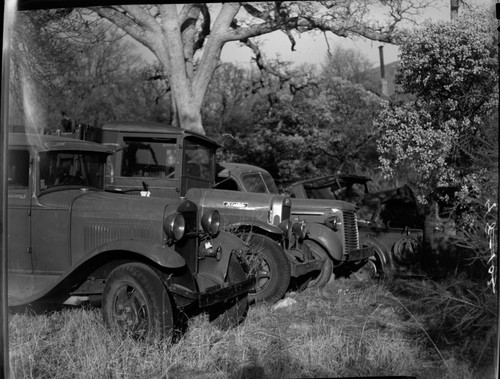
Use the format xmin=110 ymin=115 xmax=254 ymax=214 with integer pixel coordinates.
xmin=8 ymin=240 xmax=186 ymax=308
xmin=306 ymin=223 xmax=343 ymax=261
xmin=226 ymin=220 xmax=283 ymax=236
xmin=196 ymin=230 xmax=248 ymax=291
xmin=86 ymin=239 xmax=186 ymax=269
xmin=361 ymin=237 xmax=392 ymax=273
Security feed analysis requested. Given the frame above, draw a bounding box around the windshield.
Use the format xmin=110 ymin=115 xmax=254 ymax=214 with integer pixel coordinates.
xmin=241 ymin=171 xmax=279 ymax=194
xmin=121 ymin=137 xmax=176 ymax=178
xmin=39 ymin=150 xmax=107 ymax=192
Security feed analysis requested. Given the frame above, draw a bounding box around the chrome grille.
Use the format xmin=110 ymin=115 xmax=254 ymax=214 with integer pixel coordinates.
xmin=177 ymin=209 xmax=198 ymax=275
xmin=182 ymin=209 xmax=197 ymax=234
xmin=282 ymin=203 xmax=291 ymax=222
xmin=342 ymin=210 xmax=359 ymax=252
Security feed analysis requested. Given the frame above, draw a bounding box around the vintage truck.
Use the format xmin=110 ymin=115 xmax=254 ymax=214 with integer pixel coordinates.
xmin=287 ymin=174 xmax=425 ymax=278
xmin=216 ymin=163 xmax=375 ymax=284
xmin=8 ymin=133 xmax=255 ymax=339
xmin=288 ymin=174 xmax=472 ymax=278
xmin=75 ymin=121 xmax=324 ymax=303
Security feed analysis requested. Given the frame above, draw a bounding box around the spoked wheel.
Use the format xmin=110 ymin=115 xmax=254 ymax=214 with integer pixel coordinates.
xmin=240 ymin=233 xmax=291 ymax=303
xmin=102 ymin=263 xmax=174 ymax=340
xmin=304 ymin=240 xmax=333 ymax=290
xmin=209 ymin=254 xmax=250 ymax=329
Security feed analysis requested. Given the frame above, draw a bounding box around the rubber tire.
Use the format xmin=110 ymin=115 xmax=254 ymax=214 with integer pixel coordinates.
xmin=209 ymin=254 xmax=249 ymax=329
xmin=102 ymin=263 xmax=174 ymax=340
xmin=350 ymin=257 xmax=379 ymax=281
xmin=304 ymin=240 xmax=334 ymax=290
xmin=240 ymin=233 xmax=291 ymax=303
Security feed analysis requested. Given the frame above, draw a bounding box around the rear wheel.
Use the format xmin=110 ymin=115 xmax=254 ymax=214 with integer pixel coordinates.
xmin=240 ymin=233 xmax=291 ymax=303
xmin=209 ymin=254 xmax=249 ymax=329
xmin=102 ymin=263 xmax=174 ymax=340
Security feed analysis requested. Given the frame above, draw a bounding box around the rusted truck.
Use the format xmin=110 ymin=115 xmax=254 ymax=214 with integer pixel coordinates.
xmin=75 ymin=121 xmax=324 ymax=303
xmin=216 ymin=163 xmax=374 ymax=284
xmin=287 ymin=174 xmax=461 ymax=278
xmin=8 ymin=133 xmax=255 ymax=339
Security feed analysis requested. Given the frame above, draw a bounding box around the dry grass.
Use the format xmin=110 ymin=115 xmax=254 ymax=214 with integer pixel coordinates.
xmin=8 ymin=276 xmax=497 ymax=378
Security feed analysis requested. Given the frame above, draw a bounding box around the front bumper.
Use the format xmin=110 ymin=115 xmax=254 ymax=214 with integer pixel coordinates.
xmin=344 ymin=246 xmax=374 ymax=262
xmin=167 ymin=277 xmax=255 ymax=308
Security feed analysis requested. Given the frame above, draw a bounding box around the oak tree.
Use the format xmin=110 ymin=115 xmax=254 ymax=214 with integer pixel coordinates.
xmin=92 ymin=1 xmax=431 ymax=134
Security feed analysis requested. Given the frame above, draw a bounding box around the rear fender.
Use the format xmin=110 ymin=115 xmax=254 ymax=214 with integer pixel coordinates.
xmin=196 ymin=230 xmax=248 ymax=291
xmin=305 ymin=223 xmax=343 ymax=261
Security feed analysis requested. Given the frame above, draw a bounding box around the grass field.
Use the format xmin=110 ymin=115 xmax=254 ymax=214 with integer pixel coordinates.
xmin=8 ymin=276 xmax=497 ymax=379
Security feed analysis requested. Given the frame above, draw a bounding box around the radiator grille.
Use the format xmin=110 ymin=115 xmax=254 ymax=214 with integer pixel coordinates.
xmin=177 ymin=209 xmax=198 ymax=274
xmin=342 ymin=210 xmax=359 ymax=252
xmin=84 ymin=223 xmax=156 ymax=251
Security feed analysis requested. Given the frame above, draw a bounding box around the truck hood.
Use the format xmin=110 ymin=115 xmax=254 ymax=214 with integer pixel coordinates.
xmin=291 ymin=198 xmax=356 ymax=216
xmin=39 ymin=189 xmax=177 ymax=218
xmin=186 ymin=187 xmax=290 ymax=226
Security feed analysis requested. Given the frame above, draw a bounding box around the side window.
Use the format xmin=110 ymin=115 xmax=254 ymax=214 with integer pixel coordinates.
xmin=8 ymin=150 xmax=30 ymax=188
xmin=215 ymin=178 xmax=240 ymax=191
xmin=184 ymin=142 xmax=213 ymax=181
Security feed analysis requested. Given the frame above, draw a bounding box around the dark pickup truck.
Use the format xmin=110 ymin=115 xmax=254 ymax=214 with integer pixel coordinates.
xmin=8 ymin=133 xmax=254 ymax=339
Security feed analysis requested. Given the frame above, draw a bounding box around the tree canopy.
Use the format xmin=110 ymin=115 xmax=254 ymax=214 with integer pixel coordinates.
xmin=92 ymin=1 xmax=431 ymax=134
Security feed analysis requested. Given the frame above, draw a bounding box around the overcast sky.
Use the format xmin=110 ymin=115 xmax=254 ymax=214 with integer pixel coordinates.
xmin=220 ymin=0 xmax=495 ymax=69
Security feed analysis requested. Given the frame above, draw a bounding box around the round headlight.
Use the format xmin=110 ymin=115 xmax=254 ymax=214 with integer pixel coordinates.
xmin=325 ymin=215 xmax=340 ymax=231
xmin=164 ymin=212 xmax=186 ymax=241
xmin=201 ymin=210 xmax=220 ymax=236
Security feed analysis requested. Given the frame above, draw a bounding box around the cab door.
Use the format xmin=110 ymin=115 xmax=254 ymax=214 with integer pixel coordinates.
xmin=7 ymin=148 xmax=35 ymax=303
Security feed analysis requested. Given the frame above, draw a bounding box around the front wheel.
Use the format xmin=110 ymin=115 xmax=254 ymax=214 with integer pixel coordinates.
xmin=240 ymin=233 xmax=291 ymax=303
xmin=304 ymin=240 xmax=333 ymax=290
xmin=102 ymin=263 xmax=174 ymax=340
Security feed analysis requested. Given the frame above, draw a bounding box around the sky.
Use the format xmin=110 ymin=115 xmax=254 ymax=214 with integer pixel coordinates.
xmin=219 ymin=0 xmax=496 ymax=69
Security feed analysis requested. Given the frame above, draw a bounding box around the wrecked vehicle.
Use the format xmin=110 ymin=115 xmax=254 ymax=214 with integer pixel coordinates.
xmin=76 ymin=121 xmax=324 ymax=303
xmin=8 ymin=133 xmax=254 ymax=338
xmin=288 ymin=175 xmax=466 ymax=278
xmin=216 ymin=163 xmax=374 ymax=284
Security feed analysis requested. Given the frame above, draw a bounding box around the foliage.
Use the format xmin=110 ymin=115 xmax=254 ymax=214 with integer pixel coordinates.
xmin=10 ymin=277 xmax=495 ymax=378
xmin=220 ymin=55 xmax=383 ymax=186
xmin=202 ymin=63 xmax=257 ymax=138
xmin=10 ymin=13 xmax=173 ymax=131
xmin=321 ymin=44 xmax=375 ymax=87
xmin=374 ymin=8 xmax=498 ymax=267
xmin=375 ymin=9 xmax=498 ymax=191
xmin=90 ymin=1 xmax=431 ymax=133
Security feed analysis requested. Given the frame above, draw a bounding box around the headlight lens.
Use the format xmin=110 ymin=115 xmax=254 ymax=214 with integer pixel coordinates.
xmin=325 ymin=215 xmax=340 ymax=231
xmin=201 ymin=210 xmax=220 ymax=236
xmin=164 ymin=212 xmax=186 ymax=241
